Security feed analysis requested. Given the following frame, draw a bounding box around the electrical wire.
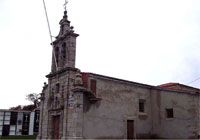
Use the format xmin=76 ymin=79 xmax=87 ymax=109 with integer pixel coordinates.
xmin=42 ymin=0 xmax=58 ymax=70
xmin=187 ymin=77 xmax=200 ymax=85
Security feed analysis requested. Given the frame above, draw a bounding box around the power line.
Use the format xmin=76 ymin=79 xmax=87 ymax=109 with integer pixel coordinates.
xmin=187 ymin=77 xmax=200 ymax=85
xmin=42 ymin=0 xmax=58 ymax=70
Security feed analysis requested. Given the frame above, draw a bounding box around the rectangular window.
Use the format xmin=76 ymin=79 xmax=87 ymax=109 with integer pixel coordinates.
xmin=17 ymin=113 xmax=23 ymax=125
xmin=5 ymin=112 xmax=10 ymax=116
xmin=4 ymin=120 xmax=10 ymax=125
xmin=10 ymin=112 xmax=17 ymax=125
xmin=0 ymin=111 xmax=4 ymax=115
xmin=166 ymin=108 xmax=174 ymax=118
xmin=56 ymin=83 xmax=60 ymax=93
xmin=10 ymin=125 xmax=15 ymax=131
xmin=9 ymin=131 xmax=15 ymax=136
xmin=139 ymin=99 xmax=145 ymax=113
xmin=9 ymin=125 xmax=16 ymax=135
xmin=90 ymin=79 xmax=97 ymax=94
xmin=0 ymin=116 xmax=3 ymax=120
xmin=4 ymin=116 xmax=10 ymax=121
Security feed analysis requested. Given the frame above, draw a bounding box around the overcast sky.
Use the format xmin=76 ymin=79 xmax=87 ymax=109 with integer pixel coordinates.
xmin=1 ymin=0 xmax=200 ymax=109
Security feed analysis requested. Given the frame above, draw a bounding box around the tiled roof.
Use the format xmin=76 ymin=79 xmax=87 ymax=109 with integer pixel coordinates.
xmin=157 ymin=83 xmax=179 ymax=87
xmin=157 ymin=82 xmax=200 ymax=93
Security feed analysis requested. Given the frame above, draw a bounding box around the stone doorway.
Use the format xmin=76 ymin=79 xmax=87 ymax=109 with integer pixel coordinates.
xmin=127 ymin=120 xmax=134 ymax=139
xmin=53 ymin=115 xmax=60 ymax=139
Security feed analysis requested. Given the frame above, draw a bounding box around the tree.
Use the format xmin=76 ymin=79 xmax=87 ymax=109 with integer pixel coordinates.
xmin=26 ymin=93 xmax=40 ymax=108
xmin=9 ymin=105 xmax=22 ymax=110
xmin=9 ymin=93 xmax=40 ymax=111
xmin=9 ymin=104 xmax=36 ymax=111
xmin=22 ymin=104 xmax=36 ymax=111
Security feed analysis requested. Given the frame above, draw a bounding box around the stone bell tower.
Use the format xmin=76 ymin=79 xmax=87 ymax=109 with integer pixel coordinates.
xmin=38 ymin=7 xmax=84 ymax=139
xmin=51 ymin=10 xmax=79 ymax=72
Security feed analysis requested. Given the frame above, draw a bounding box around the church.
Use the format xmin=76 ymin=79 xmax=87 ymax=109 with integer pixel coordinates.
xmin=37 ymin=6 xmax=200 ymax=139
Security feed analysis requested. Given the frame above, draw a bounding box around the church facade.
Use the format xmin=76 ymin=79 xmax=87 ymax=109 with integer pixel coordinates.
xmin=37 ymin=9 xmax=200 ymax=139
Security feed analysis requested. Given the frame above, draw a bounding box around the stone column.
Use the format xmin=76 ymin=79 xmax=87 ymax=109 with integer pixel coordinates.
xmin=66 ymin=72 xmax=84 ymax=139
xmin=37 ymin=83 xmax=48 ymax=140
xmin=74 ymin=91 xmax=84 ymax=138
xmin=61 ymin=73 xmax=70 ymax=140
xmin=66 ymin=90 xmax=84 ymax=139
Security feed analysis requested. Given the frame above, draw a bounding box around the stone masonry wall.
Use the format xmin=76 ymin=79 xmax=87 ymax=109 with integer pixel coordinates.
xmin=151 ymin=89 xmax=199 ymax=139
xmin=82 ymin=74 xmax=153 ymax=139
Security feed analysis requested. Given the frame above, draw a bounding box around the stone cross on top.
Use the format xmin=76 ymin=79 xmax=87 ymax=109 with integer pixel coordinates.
xmin=63 ymin=0 xmax=68 ymax=11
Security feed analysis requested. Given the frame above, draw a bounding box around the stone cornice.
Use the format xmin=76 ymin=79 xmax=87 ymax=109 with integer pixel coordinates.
xmin=53 ymin=32 xmax=79 ymax=45
xmin=46 ymin=67 xmax=79 ymax=78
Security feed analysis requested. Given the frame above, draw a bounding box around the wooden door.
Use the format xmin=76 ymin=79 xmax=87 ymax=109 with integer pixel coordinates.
xmin=127 ymin=120 xmax=134 ymax=139
xmin=53 ymin=116 xmax=60 ymax=139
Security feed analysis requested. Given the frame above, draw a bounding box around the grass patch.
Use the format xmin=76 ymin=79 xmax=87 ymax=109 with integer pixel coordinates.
xmin=0 ymin=135 xmax=37 ymax=139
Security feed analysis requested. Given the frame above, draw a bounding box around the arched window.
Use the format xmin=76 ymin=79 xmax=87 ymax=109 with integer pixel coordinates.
xmin=55 ymin=47 xmax=59 ymax=65
xmin=62 ymin=43 xmax=66 ymax=59
xmin=61 ymin=43 xmax=66 ymax=66
xmin=61 ymin=25 xmax=64 ymax=34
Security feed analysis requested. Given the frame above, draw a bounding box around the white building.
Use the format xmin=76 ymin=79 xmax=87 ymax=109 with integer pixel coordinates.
xmin=0 ymin=109 xmax=39 ymax=136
